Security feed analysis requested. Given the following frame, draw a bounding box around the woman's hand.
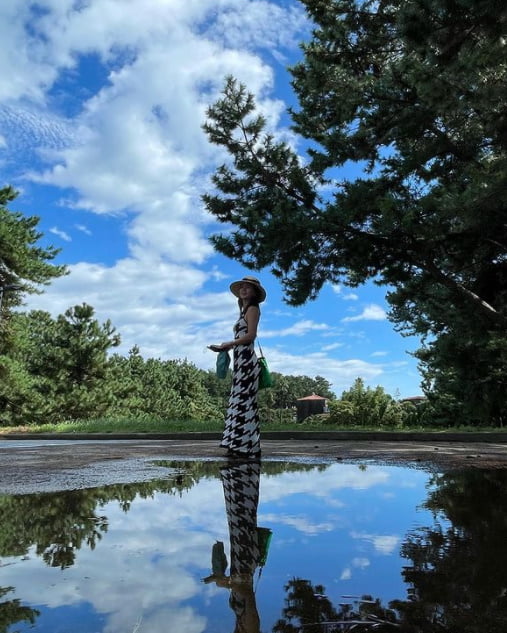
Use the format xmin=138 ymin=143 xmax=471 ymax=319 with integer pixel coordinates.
xmin=208 ymin=342 xmax=234 ymax=352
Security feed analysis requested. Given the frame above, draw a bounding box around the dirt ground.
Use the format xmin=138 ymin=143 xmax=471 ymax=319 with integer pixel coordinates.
xmin=2 ymin=432 xmax=507 ymax=494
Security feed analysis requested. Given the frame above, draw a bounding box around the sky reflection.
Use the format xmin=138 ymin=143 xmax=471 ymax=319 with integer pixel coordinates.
xmin=0 ymin=461 xmax=442 ymax=632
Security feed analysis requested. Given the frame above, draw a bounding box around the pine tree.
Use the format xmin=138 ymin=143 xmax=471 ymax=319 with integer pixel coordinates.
xmin=203 ymin=1 xmax=507 ymax=424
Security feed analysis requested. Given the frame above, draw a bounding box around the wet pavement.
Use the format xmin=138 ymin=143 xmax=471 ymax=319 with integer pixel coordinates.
xmin=2 ymin=432 xmax=507 ymax=494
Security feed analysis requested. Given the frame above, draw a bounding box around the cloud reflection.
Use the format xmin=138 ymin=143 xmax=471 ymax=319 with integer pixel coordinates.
xmin=1 ymin=461 xmax=432 ymax=632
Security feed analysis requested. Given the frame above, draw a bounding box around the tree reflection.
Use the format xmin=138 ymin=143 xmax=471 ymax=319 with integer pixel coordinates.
xmin=273 ymin=578 xmax=398 ymax=632
xmin=391 ymin=469 xmax=507 ymax=632
xmin=0 ymin=586 xmax=39 ymax=633
xmin=271 ymin=469 xmax=507 ymax=633
xmin=0 ymin=460 xmax=324 ymax=568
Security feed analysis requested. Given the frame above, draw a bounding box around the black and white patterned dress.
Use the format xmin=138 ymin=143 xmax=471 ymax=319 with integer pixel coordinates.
xmin=221 ymin=309 xmax=261 ymax=456
xmin=220 ymin=460 xmax=261 ymax=632
xmin=220 ymin=460 xmax=260 ymax=577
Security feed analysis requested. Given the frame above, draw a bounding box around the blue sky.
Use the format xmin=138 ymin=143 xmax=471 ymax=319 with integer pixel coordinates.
xmin=0 ymin=0 xmax=423 ymax=398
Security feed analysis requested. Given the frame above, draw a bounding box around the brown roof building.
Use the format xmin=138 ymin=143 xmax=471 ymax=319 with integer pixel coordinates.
xmin=296 ymin=393 xmax=328 ymax=422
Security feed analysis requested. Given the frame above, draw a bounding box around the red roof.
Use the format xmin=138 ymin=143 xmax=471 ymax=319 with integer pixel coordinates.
xmin=297 ymin=393 xmax=326 ymax=401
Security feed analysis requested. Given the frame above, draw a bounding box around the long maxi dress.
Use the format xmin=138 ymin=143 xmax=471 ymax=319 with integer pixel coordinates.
xmin=220 ymin=459 xmax=261 ymax=632
xmin=220 ymin=308 xmax=261 ymax=456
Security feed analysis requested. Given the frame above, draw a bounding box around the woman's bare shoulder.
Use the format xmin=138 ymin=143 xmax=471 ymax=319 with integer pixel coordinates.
xmin=244 ymin=304 xmax=260 ymax=317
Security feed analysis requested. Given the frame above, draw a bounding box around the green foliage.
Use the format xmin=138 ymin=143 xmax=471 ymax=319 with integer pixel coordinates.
xmin=202 ymin=2 xmax=507 ymax=425
xmin=274 ymin=578 xmax=398 ymax=632
xmin=391 ymin=469 xmax=507 ymax=631
xmin=0 ymin=186 xmax=68 ymax=407
xmin=1 ymin=304 xmax=121 ymax=424
xmin=263 ymin=372 xmax=335 ymax=408
xmin=416 ymin=328 xmax=507 ymax=426
xmin=109 ymin=348 xmax=223 ymax=422
xmin=328 ymin=378 xmax=404 ymax=428
xmin=0 ymin=586 xmax=39 ymax=633
xmin=0 ymin=186 xmax=67 ymax=318
xmin=399 ymin=399 xmax=433 ymax=428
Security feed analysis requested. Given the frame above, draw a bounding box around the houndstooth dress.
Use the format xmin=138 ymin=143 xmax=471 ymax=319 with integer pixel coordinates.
xmin=220 ymin=460 xmax=261 ymax=630
xmin=220 ymin=309 xmax=261 ymax=456
xmin=220 ymin=460 xmax=260 ymax=576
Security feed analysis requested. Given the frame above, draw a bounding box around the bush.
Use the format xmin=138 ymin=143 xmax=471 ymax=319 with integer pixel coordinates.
xmin=328 ymin=378 xmax=404 ymax=428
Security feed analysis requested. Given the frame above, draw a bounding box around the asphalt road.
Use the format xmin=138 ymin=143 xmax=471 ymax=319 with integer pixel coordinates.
xmin=2 ymin=432 xmax=507 ymax=494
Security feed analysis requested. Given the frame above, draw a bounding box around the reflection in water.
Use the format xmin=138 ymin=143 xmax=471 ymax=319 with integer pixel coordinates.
xmin=391 ymin=469 xmax=507 ymax=632
xmin=273 ymin=579 xmax=398 ymax=632
xmin=0 ymin=488 xmax=109 ymax=569
xmin=204 ymin=460 xmax=264 ymax=632
xmin=2 ymin=462 xmax=507 ymax=632
xmin=0 ymin=586 xmax=39 ymax=632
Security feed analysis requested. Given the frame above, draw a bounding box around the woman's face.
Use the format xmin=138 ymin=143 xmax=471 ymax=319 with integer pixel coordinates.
xmin=239 ymin=282 xmax=257 ymax=301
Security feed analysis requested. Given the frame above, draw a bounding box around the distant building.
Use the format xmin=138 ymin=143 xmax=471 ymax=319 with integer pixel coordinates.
xmin=296 ymin=393 xmax=328 ymax=422
xmin=399 ymin=396 xmax=427 ymax=406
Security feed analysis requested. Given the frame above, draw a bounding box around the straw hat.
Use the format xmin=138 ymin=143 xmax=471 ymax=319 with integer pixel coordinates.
xmin=229 ymin=276 xmax=267 ymax=302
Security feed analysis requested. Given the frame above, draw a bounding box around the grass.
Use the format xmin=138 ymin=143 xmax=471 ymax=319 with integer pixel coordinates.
xmin=0 ymin=418 xmax=316 ymax=434
xmin=0 ymin=418 xmax=224 ymax=435
xmin=1 ymin=417 xmax=506 ymax=435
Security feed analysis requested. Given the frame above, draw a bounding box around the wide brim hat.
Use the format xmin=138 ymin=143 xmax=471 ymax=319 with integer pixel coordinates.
xmin=229 ymin=276 xmax=267 ymax=302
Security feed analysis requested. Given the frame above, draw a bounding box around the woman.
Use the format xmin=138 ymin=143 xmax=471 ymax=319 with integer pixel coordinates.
xmin=209 ymin=275 xmax=266 ymax=459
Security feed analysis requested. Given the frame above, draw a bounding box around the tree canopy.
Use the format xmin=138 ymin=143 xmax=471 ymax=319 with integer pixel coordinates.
xmin=0 ymin=186 xmax=67 ymax=308
xmin=202 ymin=0 xmax=507 ymax=424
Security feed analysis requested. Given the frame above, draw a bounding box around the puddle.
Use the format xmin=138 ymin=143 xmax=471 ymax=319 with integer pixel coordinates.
xmin=1 ymin=460 xmax=506 ymax=632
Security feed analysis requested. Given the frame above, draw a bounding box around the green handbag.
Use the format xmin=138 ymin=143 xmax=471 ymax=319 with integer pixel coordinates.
xmin=256 ymin=527 xmax=273 ymax=566
xmin=257 ymin=342 xmax=273 ymax=389
xmin=216 ymin=350 xmax=231 ymax=379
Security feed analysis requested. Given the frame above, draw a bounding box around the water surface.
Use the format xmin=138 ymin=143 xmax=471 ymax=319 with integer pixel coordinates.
xmin=1 ymin=459 xmax=506 ymax=632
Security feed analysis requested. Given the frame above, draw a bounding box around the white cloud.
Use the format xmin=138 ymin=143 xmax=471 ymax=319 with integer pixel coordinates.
xmin=4 ymin=0 xmax=307 ymax=361
xmin=260 ymin=346 xmax=384 ymax=394
xmin=260 ymin=513 xmax=334 ymax=535
xmin=321 ymin=342 xmax=344 ymax=352
xmin=206 ymin=0 xmax=308 ymax=53
xmin=0 ymin=104 xmax=76 ymax=172
xmin=352 ymin=557 xmax=370 ymax=569
xmin=49 ymin=226 xmax=72 ymax=241
xmin=260 ymin=465 xmax=391 ymax=505
xmin=75 ymin=223 xmax=92 ymax=235
xmin=351 ymin=532 xmax=400 ymax=555
xmin=0 ymin=4 xmax=59 ymax=102
xmin=263 ymin=319 xmax=329 ymax=337
xmin=23 ymin=259 xmax=237 ymax=361
xmin=342 ymin=304 xmax=387 ymax=322
xmin=331 ymin=284 xmax=358 ymax=301
xmin=4 ymin=1 xmax=304 ymax=354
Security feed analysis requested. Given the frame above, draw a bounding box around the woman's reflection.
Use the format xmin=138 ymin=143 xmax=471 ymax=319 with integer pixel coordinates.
xmin=204 ymin=459 xmax=264 ymax=633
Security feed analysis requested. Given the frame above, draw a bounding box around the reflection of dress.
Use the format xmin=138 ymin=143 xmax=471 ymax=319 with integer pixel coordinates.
xmin=221 ymin=310 xmax=261 ymax=456
xmin=220 ymin=461 xmax=261 ymax=633
xmin=221 ymin=461 xmax=260 ymax=576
